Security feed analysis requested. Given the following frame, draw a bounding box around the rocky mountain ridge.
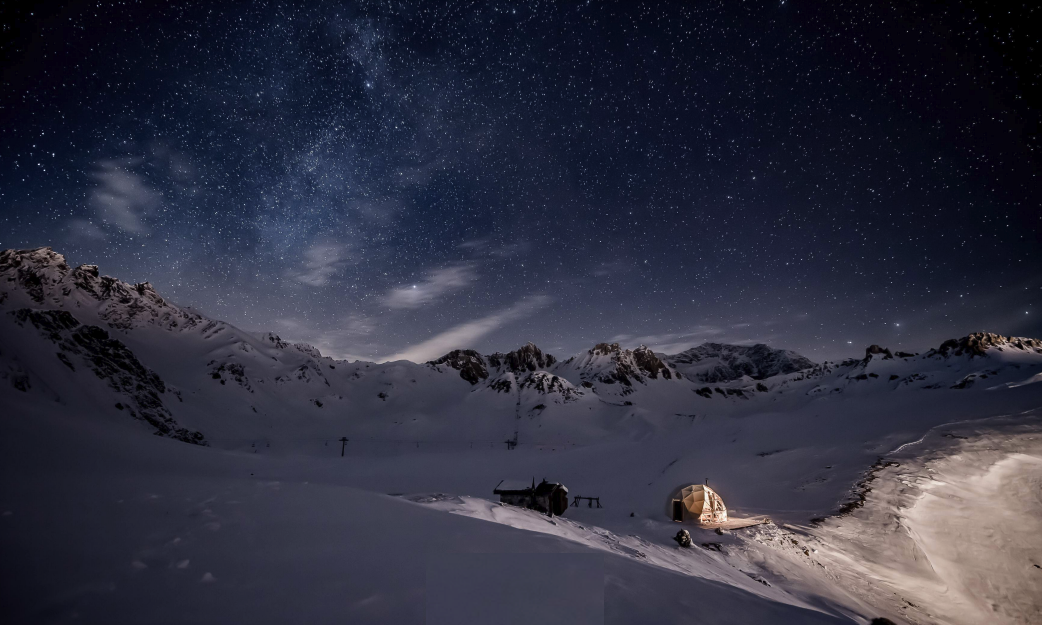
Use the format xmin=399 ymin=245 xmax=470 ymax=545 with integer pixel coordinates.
xmin=0 ymin=247 xmax=213 ymax=333
xmin=2 ymin=247 xmax=1041 ymax=448
xmin=664 ymin=342 xmax=816 ymax=383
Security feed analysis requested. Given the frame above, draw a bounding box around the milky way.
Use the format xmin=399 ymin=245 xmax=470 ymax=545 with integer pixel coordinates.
xmin=2 ymin=1 xmax=1040 ymax=361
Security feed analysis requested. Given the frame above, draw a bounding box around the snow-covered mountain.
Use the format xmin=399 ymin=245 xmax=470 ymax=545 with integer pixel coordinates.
xmin=759 ymin=335 xmax=1042 ymax=398
xmin=664 ymin=342 xmax=816 ymax=383
xmin=0 ymin=246 xmax=213 ymax=332
xmin=3 ymin=246 xmax=1042 ymax=450
xmin=4 ymin=247 xmax=1042 ymax=624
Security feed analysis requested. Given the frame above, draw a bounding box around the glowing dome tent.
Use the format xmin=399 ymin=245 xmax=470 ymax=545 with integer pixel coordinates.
xmin=667 ymin=484 xmax=727 ymax=524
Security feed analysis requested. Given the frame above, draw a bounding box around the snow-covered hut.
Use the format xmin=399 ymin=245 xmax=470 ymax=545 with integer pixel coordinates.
xmin=667 ymin=484 xmax=727 ymax=524
xmin=494 ymin=478 xmax=569 ymax=516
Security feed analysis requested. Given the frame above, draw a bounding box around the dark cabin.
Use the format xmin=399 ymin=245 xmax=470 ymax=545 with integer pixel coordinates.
xmin=493 ymin=478 xmax=569 ymax=516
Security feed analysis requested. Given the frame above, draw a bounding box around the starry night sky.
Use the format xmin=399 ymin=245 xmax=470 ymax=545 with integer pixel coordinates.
xmin=2 ymin=1 xmax=1040 ymax=362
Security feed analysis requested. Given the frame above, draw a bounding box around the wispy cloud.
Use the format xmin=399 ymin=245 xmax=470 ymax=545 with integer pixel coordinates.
xmin=609 ymin=324 xmax=764 ymax=354
xmin=289 ymin=242 xmax=349 ymax=286
xmin=65 ymin=218 xmax=108 ymax=241
xmin=383 ymin=264 xmax=477 ymax=309
xmin=90 ymin=159 xmax=157 ymax=234
xmin=274 ymin=314 xmax=381 ymax=361
xmin=383 ymin=296 xmax=551 ymax=363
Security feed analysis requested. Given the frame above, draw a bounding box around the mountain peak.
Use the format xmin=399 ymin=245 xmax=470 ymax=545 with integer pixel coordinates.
xmin=428 ymin=349 xmax=488 ymax=385
xmin=930 ymin=332 xmax=1042 ymax=358
xmin=590 ymin=342 xmax=622 ymax=356
xmin=0 ymin=246 xmax=206 ymax=332
xmin=665 ymin=342 xmax=815 ymax=383
xmin=0 ymin=246 xmax=68 ymax=268
xmin=488 ymin=342 xmax=556 ymax=372
xmin=566 ymin=341 xmax=674 ymax=388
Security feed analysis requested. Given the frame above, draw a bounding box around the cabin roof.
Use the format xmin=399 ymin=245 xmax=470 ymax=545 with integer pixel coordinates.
xmin=494 ymin=480 xmax=534 ymax=493
xmin=534 ymin=480 xmax=567 ymax=496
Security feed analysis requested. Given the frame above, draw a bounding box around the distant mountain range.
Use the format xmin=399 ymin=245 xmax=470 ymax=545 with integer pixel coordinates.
xmin=663 ymin=343 xmax=816 ymax=383
xmin=3 ymin=246 xmax=1041 ymax=449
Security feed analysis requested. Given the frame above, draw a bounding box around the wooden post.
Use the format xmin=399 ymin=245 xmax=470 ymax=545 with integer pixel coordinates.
xmin=339 ymin=436 xmax=349 ymax=457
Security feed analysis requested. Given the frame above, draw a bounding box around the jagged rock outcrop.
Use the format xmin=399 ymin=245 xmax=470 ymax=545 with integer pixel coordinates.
xmin=210 ymin=362 xmax=252 ymax=391
xmin=10 ymin=308 xmax=206 ymax=444
xmin=864 ymin=345 xmax=894 ymax=361
xmin=632 ymin=345 xmax=673 ymax=379
xmin=665 ymin=343 xmax=815 ymax=383
xmin=0 ymin=247 xmax=70 ymax=305
xmin=429 ymin=349 xmax=489 ymax=385
xmin=261 ymin=332 xmax=290 ymax=349
xmin=488 ymin=342 xmax=556 ymax=372
xmin=292 ymin=342 xmax=324 ymax=360
xmin=928 ymin=332 xmax=1042 ymax=358
xmin=565 ymin=342 xmax=675 ymax=390
xmin=518 ymin=371 xmax=583 ymax=402
xmin=0 ymin=247 xmax=210 ymax=332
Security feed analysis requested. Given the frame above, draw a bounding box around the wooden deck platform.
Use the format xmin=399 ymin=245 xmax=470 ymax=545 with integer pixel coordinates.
xmin=697 ymin=517 xmax=770 ymax=531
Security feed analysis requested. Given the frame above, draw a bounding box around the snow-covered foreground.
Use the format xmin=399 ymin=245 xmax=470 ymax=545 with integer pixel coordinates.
xmin=0 ymin=401 xmax=850 ymax=624
xmin=4 ymin=390 xmax=1042 ymax=623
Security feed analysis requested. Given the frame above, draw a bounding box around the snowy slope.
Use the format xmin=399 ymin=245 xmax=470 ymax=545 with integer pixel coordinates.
xmin=0 ymin=391 xmax=859 ymax=625
xmin=3 ymin=246 xmax=1042 ymax=624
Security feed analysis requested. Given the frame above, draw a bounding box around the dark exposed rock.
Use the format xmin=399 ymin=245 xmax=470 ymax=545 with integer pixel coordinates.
xmin=10 ymin=308 xmax=206 ymax=445
xmin=950 ymin=376 xmax=975 ymax=389
xmin=518 ymin=372 xmax=582 ymax=402
xmin=632 ymin=345 xmax=672 ymax=380
xmin=864 ymin=345 xmax=893 ymax=360
xmin=488 ymin=377 xmax=513 ymax=393
xmin=56 ymin=352 xmax=75 ymax=370
xmin=11 ymin=307 xmax=80 ymax=339
xmin=488 ymin=342 xmax=556 ymax=372
xmin=210 ymin=362 xmax=252 ymax=392
xmin=665 ymin=342 xmax=815 ymax=383
xmin=429 ymin=349 xmax=489 ymax=384
xmin=895 ymin=351 xmax=915 ymax=358
xmin=264 ymin=333 xmax=289 ymax=349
